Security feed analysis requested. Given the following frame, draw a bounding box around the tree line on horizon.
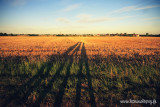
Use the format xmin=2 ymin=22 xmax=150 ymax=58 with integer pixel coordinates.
xmin=0 ymin=32 xmax=160 ymax=37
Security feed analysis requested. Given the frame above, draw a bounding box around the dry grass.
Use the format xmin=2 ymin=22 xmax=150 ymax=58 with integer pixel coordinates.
xmin=0 ymin=36 xmax=159 ymax=59
xmin=0 ymin=36 xmax=160 ymax=106
xmin=0 ymin=36 xmax=78 ymax=59
xmin=74 ymin=37 xmax=160 ymax=57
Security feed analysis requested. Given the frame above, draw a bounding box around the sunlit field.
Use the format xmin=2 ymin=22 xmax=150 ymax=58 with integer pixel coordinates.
xmin=0 ymin=36 xmax=160 ymax=107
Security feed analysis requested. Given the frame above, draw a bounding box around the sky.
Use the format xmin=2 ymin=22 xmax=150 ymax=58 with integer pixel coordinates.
xmin=0 ymin=0 xmax=160 ymax=34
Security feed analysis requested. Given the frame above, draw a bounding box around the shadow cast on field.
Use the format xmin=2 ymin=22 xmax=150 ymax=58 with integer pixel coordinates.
xmin=2 ymin=43 xmax=160 ymax=107
xmin=53 ymin=42 xmax=81 ymax=107
xmin=1 ymin=42 xmax=98 ymax=107
xmin=75 ymin=43 xmax=96 ymax=107
xmin=32 ymin=42 xmax=81 ymax=106
xmin=24 ymin=42 xmax=80 ymax=106
xmin=1 ymin=42 xmax=80 ymax=107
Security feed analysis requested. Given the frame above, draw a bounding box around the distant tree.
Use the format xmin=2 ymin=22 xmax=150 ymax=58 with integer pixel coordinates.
xmin=146 ymin=33 xmax=149 ymax=36
xmin=56 ymin=34 xmax=64 ymax=36
xmin=4 ymin=33 xmax=8 ymax=36
xmin=124 ymin=33 xmax=127 ymax=36
xmin=0 ymin=32 xmax=8 ymax=36
xmin=116 ymin=33 xmax=119 ymax=36
xmin=0 ymin=32 xmax=3 ymax=36
xmin=10 ymin=33 xmax=14 ymax=36
xmin=28 ymin=34 xmax=39 ymax=36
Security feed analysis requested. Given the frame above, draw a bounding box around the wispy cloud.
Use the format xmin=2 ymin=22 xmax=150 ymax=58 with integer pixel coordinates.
xmin=56 ymin=18 xmax=70 ymax=23
xmin=135 ymin=5 xmax=160 ymax=10
xmin=10 ymin=0 xmax=27 ymax=6
xmin=144 ymin=17 xmax=160 ymax=20
xmin=113 ymin=6 xmax=136 ymax=13
xmin=61 ymin=4 xmax=81 ymax=12
xmin=113 ymin=5 xmax=160 ymax=13
xmin=78 ymin=17 xmax=110 ymax=23
xmin=76 ymin=14 xmax=107 ymax=23
xmin=76 ymin=14 xmax=132 ymax=23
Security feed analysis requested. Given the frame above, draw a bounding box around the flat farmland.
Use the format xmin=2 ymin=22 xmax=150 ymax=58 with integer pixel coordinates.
xmin=0 ymin=36 xmax=160 ymax=107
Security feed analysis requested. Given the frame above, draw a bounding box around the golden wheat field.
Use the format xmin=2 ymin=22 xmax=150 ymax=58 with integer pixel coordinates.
xmin=0 ymin=36 xmax=160 ymax=58
xmin=0 ymin=36 xmax=160 ymax=107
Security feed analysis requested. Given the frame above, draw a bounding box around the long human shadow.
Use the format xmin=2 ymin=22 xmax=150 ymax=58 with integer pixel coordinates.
xmin=54 ymin=42 xmax=81 ymax=107
xmin=82 ymin=43 xmax=96 ymax=107
xmin=1 ymin=42 xmax=79 ymax=107
xmin=33 ymin=42 xmax=81 ymax=106
xmin=21 ymin=42 xmax=80 ymax=104
xmin=75 ymin=43 xmax=83 ymax=107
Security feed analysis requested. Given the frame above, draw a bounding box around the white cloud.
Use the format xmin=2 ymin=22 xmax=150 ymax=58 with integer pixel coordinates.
xmin=78 ymin=17 xmax=110 ymax=23
xmin=76 ymin=14 xmax=132 ymax=23
xmin=144 ymin=17 xmax=160 ymax=20
xmin=113 ymin=6 xmax=136 ymax=13
xmin=61 ymin=4 xmax=81 ymax=12
xmin=76 ymin=14 xmax=108 ymax=23
xmin=135 ymin=5 xmax=160 ymax=10
xmin=113 ymin=5 xmax=160 ymax=14
xmin=7 ymin=0 xmax=47 ymax=6
xmin=56 ymin=18 xmax=70 ymax=23
xmin=56 ymin=14 xmax=133 ymax=24
xmin=10 ymin=0 xmax=27 ymax=6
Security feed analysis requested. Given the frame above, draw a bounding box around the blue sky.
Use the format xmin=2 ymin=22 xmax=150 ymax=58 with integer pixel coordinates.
xmin=0 ymin=0 xmax=160 ymax=34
